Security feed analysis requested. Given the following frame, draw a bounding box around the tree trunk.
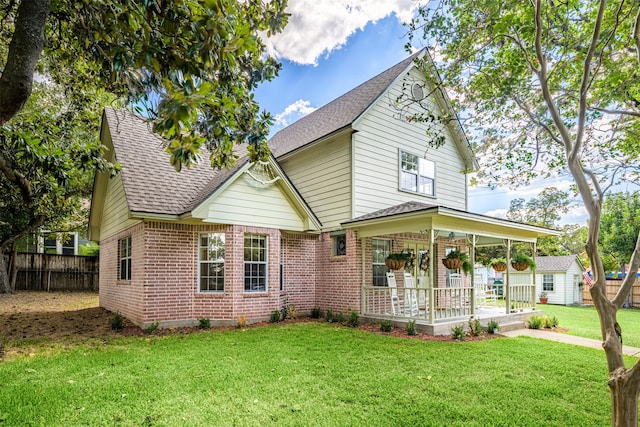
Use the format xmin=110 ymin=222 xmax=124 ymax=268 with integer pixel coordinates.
xmin=609 ymin=367 xmax=640 ymax=426
xmin=9 ymin=242 xmax=18 ymax=292
xmin=0 ymin=249 xmax=12 ymax=294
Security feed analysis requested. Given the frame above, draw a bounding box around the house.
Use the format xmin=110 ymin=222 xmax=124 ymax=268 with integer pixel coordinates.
xmin=510 ymin=255 xmax=585 ymax=305
xmin=88 ymin=51 xmax=556 ymax=333
xmin=16 ymin=231 xmax=82 ymax=256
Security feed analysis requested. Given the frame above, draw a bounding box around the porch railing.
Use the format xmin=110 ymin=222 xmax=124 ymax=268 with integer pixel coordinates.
xmin=362 ymin=283 xmax=537 ymax=323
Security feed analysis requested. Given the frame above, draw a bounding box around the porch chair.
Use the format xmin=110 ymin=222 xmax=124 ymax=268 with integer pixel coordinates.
xmin=403 ymin=272 xmax=420 ymax=317
xmin=449 ymin=273 xmax=465 ymax=308
xmin=386 ymin=272 xmax=401 ymax=316
xmin=474 ymin=274 xmax=498 ymax=309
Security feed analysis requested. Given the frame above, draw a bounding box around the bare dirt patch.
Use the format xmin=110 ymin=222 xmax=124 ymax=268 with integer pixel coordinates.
xmin=0 ymin=292 xmax=499 ymax=359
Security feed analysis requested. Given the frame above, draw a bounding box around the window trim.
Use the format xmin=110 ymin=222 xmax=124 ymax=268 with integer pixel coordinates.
xmin=372 ymin=238 xmax=391 ymax=286
xmin=118 ymin=236 xmax=132 ymax=281
xmin=198 ymin=232 xmax=225 ymax=293
xmin=399 ymin=150 xmax=436 ymax=197
xmin=244 ymin=234 xmax=268 ymax=293
xmin=542 ymin=274 xmax=555 ymax=292
xmin=332 ymin=232 xmax=347 ymax=257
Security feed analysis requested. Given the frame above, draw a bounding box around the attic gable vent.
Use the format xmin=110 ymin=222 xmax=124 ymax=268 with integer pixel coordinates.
xmin=245 ymin=160 xmax=280 ymax=185
xmin=412 ymin=83 xmax=425 ymax=101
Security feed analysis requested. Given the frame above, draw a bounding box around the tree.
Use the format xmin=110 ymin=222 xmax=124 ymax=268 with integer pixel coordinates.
xmin=408 ymin=1 xmax=640 ymax=424
xmin=600 ymin=192 xmax=640 ymax=278
xmin=0 ymin=0 xmax=288 ymax=293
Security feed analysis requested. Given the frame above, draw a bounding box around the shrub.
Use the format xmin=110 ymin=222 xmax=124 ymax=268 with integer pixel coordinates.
xmin=406 ymin=320 xmax=417 ymax=336
xmin=288 ymin=305 xmax=299 ymax=320
xmin=451 ymin=324 xmax=465 ymax=341
xmin=380 ymin=319 xmax=393 ymax=332
xmin=280 ymin=298 xmax=289 ymax=321
xmin=333 ymin=312 xmax=346 ymax=323
xmin=468 ymin=318 xmax=482 ymax=337
xmin=310 ymin=307 xmax=322 ymax=319
xmin=198 ymin=317 xmax=211 ymax=329
xmin=143 ymin=322 xmax=159 ymax=334
xmin=347 ymin=310 xmax=360 ymax=327
xmin=270 ymin=310 xmax=281 ymax=323
xmin=487 ymin=319 xmax=500 ymax=334
xmin=549 ymin=315 xmax=559 ymax=328
xmin=110 ymin=312 xmax=124 ymax=331
xmin=527 ymin=315 xmax=543 ymax=329
xmin=325 ymin=309 xmax=334 ymax=323
xmin=237 ymin=316 xmax=247 ymax=328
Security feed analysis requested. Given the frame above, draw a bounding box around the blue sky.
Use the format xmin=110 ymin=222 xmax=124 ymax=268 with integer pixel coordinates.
xmin=254 ymin=3 xmax=587 ymax=226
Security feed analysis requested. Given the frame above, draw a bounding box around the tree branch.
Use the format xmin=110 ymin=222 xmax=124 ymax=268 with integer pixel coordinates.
xmin=588 ymin=105 xmax=640 ymax=117
xmin=0 ymin=151 xmax=32 ymax=202
xmin=634 ymin=4 xmax=640 ymax=64
xmin=613 ymin=232 xmax=640 ymax=308
xmin=0 ymin=0 xmax=50 ymax=126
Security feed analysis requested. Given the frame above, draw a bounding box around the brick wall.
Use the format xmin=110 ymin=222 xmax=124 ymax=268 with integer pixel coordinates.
xmin=281 ymin=232 xmax=318 ymax=313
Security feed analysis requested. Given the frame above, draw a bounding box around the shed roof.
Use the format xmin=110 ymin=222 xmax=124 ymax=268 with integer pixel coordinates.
xmin=533 ymin=255 xmax=583 ymax=272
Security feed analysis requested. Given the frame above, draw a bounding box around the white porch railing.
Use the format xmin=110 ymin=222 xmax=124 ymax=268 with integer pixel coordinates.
xmin=362 ymin=284 xmax=536 ymax=323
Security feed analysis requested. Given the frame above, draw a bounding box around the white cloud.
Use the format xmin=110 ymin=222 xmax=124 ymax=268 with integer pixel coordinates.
xmin=264 ymin=0 xmax=423 ymax=65
xmin=274 ymin=99 xmax=317 ymax=127
xmin=482 ymin=208 xmax=508 ymax=219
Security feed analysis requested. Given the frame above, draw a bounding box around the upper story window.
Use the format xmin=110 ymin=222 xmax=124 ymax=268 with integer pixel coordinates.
xmin=244 ymin=234 xmax=268 ymax=292
xmin=400 ymin=151 xmax=435 ymax=197
xmin=119 ymin=236 xmax=132 ymax=281
xmin=199 ymin=233 xmax=225 ymax=292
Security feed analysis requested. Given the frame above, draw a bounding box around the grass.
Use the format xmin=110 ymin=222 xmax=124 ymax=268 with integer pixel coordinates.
xmin=0 ymin=322 xmax=622 ymax=426
xmin=540 ymin=304 xmax=640 ymax=348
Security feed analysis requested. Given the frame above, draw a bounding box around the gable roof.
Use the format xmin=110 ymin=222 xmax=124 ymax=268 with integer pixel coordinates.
xmin=533 ymin=255 xmax=583 ymax=272
xmin=101 ymin=107 xmax=243 ymax=216
xmin=269 ymin=50 xmax=424 ymax=158
xmin=96 ymin=109 xmax=320 ymax=235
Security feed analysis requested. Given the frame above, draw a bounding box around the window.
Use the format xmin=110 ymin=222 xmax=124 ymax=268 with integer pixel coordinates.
xmin=372 ymin=239 xmax=391 ymax=286
xmin=400 ymin=151 xmax=435 ymax=196
xmin=244 ymin=234 xmax=267 ymax=292
xmin=543 ymin=274 xmax=554 ymax=292
xmin=199 ymin=233 xmax=225 ymax=292
xmin=119 ymin=236 xmax=132 ymax=281
xmin=61 ymin=234 xmax=75 ymax=255
xmin=44 ymin=235 xmax=58 ymax=254
xmin=333 ymin=233 xmax=347 ymax=256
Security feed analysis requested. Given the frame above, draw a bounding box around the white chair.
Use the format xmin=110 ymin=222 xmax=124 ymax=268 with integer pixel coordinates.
xmin=449 ymin=273 xmax=464 ymax=308
xmin=386 ymin=272 xmax=400 ymax=316
xmin=474 ymin=274 xmax=487 ymax=308
xmin=403 ymin=272 xmax=419 ymax=317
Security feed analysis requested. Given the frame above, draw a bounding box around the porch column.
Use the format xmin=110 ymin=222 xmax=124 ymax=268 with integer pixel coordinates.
xmin=361 ymin=236 xmax=366 ymax=315
xmin=506 ymin=239 xmax=511 ymax=315
xmin=470 ymin=234 xmax=477 ymax=317
xmin=428 ymin=228 xmax=435 ymax=324
xmin=532 ymin=240 xmax=537 ymax=308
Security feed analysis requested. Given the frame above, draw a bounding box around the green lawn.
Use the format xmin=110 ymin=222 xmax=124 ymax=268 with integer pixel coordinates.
xmin=539 ymin=304 xmax=640 ymax=348
xmin=0 ymin=322 xmax=625 ymax=426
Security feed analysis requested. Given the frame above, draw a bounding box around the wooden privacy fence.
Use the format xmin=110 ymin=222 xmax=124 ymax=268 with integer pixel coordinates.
xmin=12 ymin=253 xmax=99 ymax=292
xmin=582 ymin=278 xmax=640 ymax=308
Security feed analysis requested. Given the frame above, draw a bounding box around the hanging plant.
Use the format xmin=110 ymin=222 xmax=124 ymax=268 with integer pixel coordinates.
xmin=385 ymin=252 xmax=410 ymax=270
xmin=442 ymin=249 xmax=473 ymax=275
xmin=490 ymin=257 xmax=508 ymax=272
xmin=511 ymin=253 xmax=536 ymax=271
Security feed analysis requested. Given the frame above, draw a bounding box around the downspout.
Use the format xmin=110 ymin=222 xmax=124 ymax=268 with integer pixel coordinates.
xmin=360 ymin=234 xmax=366 ymax=315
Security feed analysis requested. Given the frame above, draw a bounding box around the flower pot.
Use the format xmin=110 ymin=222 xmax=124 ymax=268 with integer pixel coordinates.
xmin=385 ymin=259 xmax=406 ymax=270
xmin=491 ymin=262 xmax=507 ymax=272
xmin=539 ymin=297 xmax=548 ymax=304
xmin=511 ymin=262 xmax=529 ymax=271
xmin=442 ymin=258 xmax=463 ymax=270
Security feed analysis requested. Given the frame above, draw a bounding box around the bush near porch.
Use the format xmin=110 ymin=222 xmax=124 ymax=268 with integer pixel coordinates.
xmin=0 ymin=322 xmax=619 ymax=426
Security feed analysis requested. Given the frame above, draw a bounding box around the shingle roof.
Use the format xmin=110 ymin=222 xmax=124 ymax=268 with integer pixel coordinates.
xmin=533 ymin=255 xmax=582 ymax=272
xmin=344 ymin=201 xmax=438 ymax=224
xmin=103 ymin=108 xmax=246 ymax=215
xmin=269 ymin=50 xmax=424 ymax=158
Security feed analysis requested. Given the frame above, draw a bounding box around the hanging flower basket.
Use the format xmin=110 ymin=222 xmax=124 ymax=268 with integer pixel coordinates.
xmin=492 ymin=262 xmax=507 ymax=272
xmin=385 ymin=259 xmax=406 ymax=270
xmin=511 ymin=262 xmax=529 ymax=271
xmin=442 ymin=258 xmax=463 ymax=270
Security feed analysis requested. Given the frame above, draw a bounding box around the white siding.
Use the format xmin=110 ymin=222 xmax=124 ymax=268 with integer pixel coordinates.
xmin=193 ymin=173 xmax=307 ymax=231
xmin=278 ymin=134 xmax=352 ymax=229
xmin=100 ymin=174 xmax=141 ymax=239
xmin=352 ymin=67 xmax=468 ymax=218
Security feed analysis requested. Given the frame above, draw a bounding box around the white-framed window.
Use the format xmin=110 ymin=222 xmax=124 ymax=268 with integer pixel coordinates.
xmin=61 ymin=234 xmax=75 ymax=255
xmin=119 ymin=236 xmax=132 ymax=281
xmin=44 ymin=235 xmax=58 ymax=254
xmin=400 ymin=151 xmax=435 ymax=196
xmin=372 ymin=239 xmax=391 ymax=286
xmin=543 ymin=274 xmax=554 ymax=292
xmin=199 ymin=233 xmax=225 ymax=292
xmin=333 ymin=233 xmax=347 ymax=256
xmin=244 ymin=234 xmax=267 ymax=292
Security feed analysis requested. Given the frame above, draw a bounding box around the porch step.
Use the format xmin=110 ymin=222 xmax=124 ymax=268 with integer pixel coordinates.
xmin=498 ymin=321 xmax=527 ymax=333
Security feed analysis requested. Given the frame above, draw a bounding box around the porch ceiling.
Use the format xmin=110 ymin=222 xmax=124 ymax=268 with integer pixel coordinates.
xmin=341 ymin=203 xmax=558 ymax=242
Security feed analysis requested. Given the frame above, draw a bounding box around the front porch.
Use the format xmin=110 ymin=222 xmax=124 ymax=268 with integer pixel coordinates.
xmin=362 ymin=282 xmax=538 ymax=335
xmin=341 ymin=202 xmax=559 ymax=335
